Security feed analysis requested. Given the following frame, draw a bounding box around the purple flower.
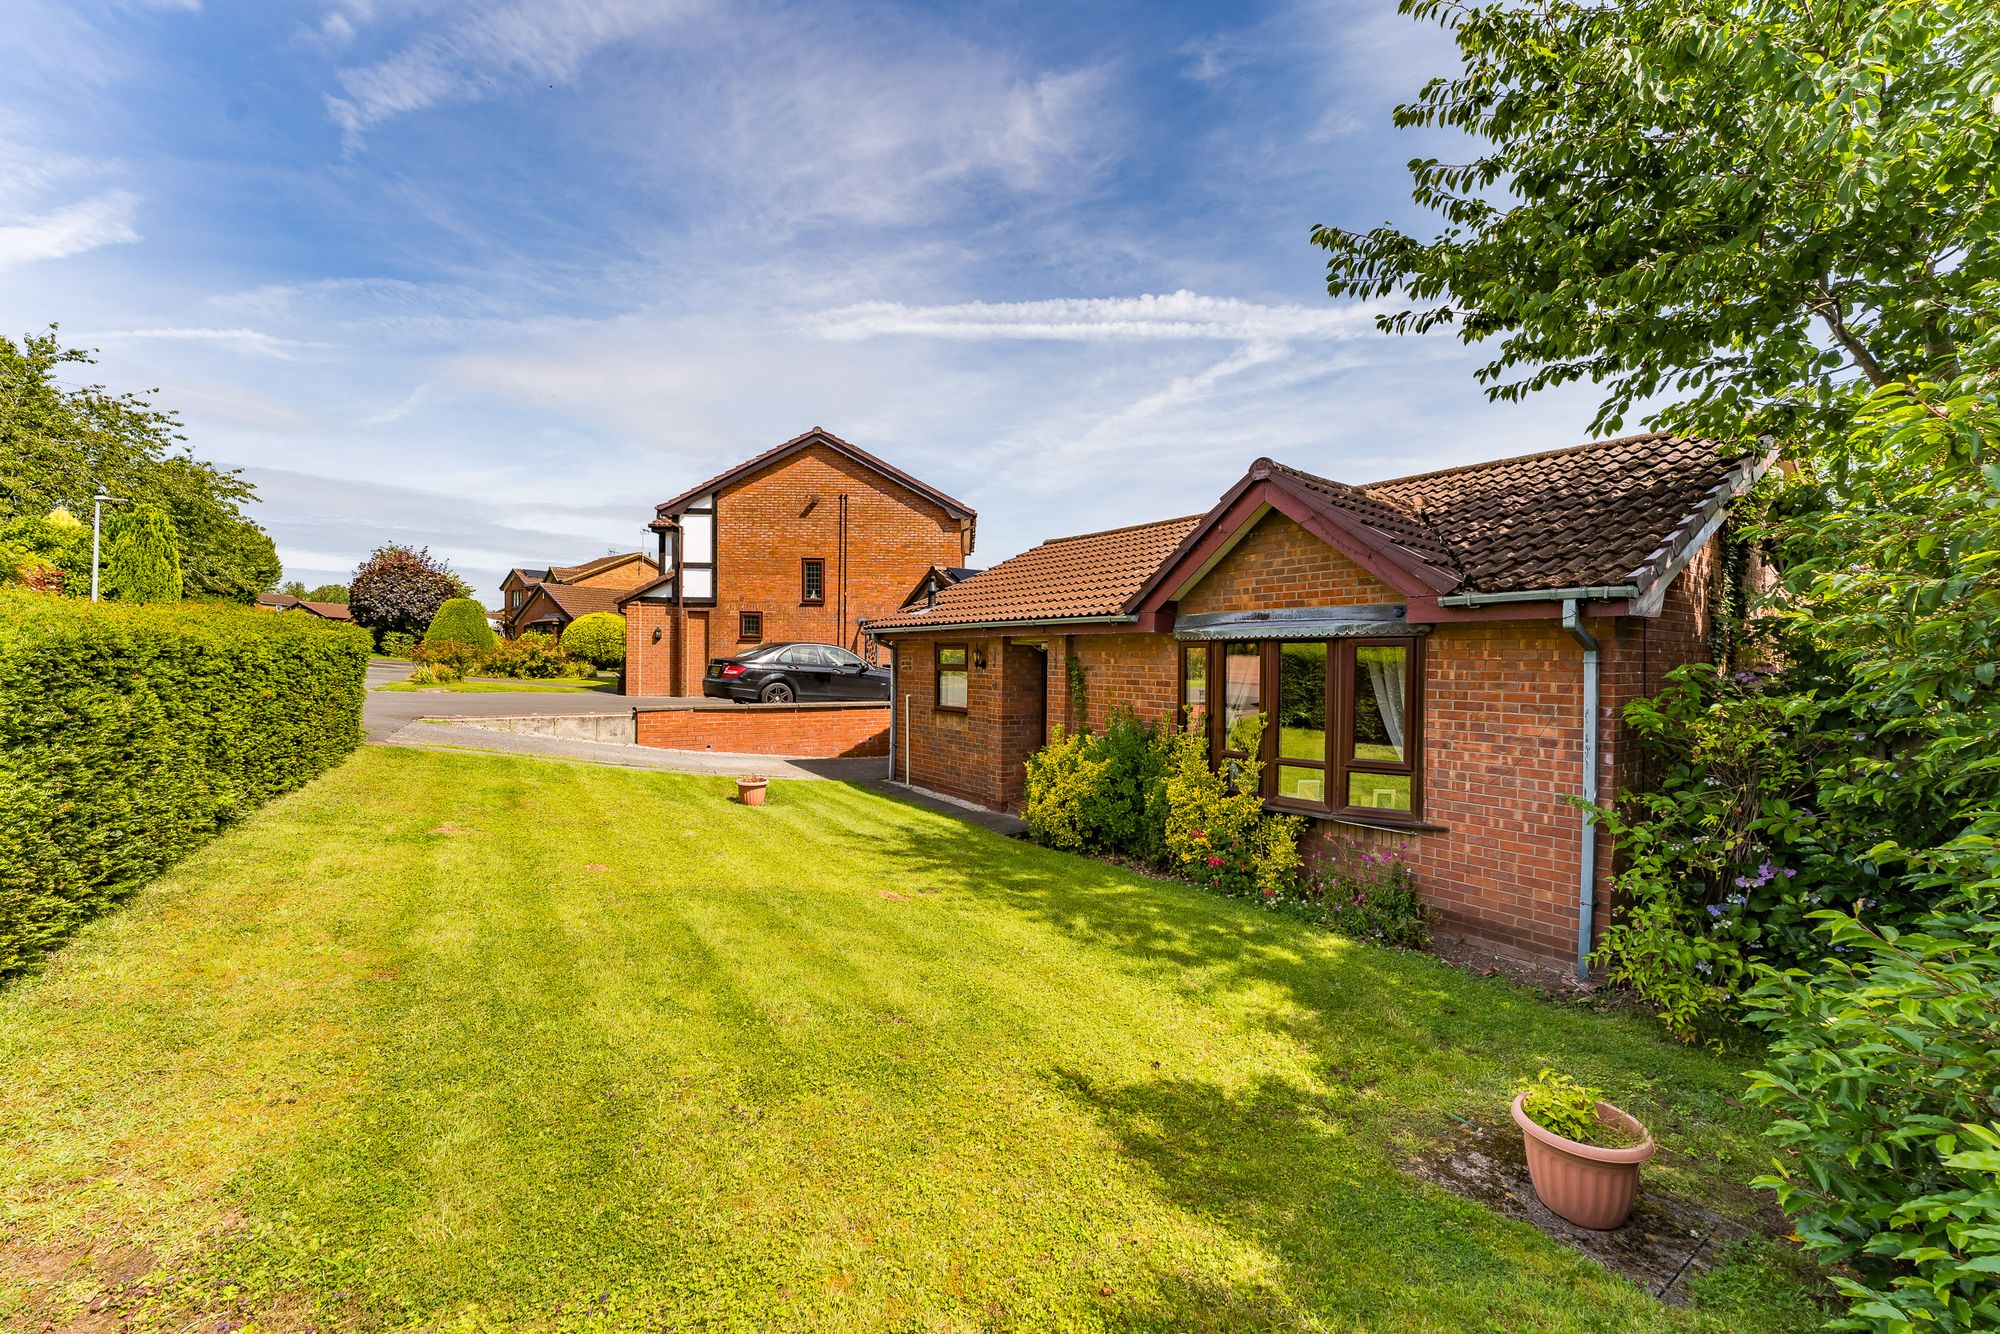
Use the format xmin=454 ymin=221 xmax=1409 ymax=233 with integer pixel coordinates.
xmin=1706 ymin=903 xmax=1725 ymax=917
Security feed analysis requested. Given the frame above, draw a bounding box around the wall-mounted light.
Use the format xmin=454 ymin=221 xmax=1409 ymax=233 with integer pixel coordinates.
xmin=652 ymin=627 xmax=663 ymax=643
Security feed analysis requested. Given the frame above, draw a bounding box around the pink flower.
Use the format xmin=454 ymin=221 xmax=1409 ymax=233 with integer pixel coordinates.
xmin=1206 ymin=855 xmax=1223 ymax=867
xmin=1192 ymin=830 xmax=1207 ymax=841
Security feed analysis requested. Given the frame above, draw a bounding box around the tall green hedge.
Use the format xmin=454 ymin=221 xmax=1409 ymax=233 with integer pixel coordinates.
xmin=0 ymin=590 xmax=370 ymax=979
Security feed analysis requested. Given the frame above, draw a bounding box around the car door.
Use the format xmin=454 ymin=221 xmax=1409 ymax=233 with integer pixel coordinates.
xmin=776 ymin=644 xmax=836 ymax=700
xmin=823 ymin=646 xmax=882 ymax=700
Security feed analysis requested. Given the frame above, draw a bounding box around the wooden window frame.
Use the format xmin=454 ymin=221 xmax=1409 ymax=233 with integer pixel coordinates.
xmin=738 ymin=610 xmax=763 ymax=642
xmin=1185 ymin=636 xmax=1425 ymax=823
xmin=935 ymin=642 xmax=970 ymax=713
xmin=801 ymin=557 xmax=826 ymax=605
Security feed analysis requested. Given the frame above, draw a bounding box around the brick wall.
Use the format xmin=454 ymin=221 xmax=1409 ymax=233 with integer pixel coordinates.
xmin=1179 ymin=511 xmax=1401 ymax=613
xmin=634 ymin=702 xmax=890 ymax=758
xmin=625 ymin=442 xmax=968 ymax=694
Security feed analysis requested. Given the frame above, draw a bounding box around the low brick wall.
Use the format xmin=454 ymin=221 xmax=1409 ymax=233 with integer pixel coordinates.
xmin=634 ymin=702 xmax=890 ymax=759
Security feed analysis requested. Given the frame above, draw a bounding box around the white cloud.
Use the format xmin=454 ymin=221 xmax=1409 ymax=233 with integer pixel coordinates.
xmin=82 ymin=326 xmax=326 ymax=359
xmin=0 ymin=190 xmax=140 ymax=268
xmin=324 ymin=0 xmax=708 ymax=147
xmin=809 ymin=291 xmax=1379 ymax=343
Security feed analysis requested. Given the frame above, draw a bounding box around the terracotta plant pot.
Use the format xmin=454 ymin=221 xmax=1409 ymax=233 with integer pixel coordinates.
xmin=1511 ymin=1092 xmax=1656 ymax=1230
xmin=735 ymin=776 xmax=769 ymax=807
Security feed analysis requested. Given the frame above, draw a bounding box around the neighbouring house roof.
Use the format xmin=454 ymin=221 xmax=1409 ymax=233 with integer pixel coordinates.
xmin=505 ymin=567 xmax=549 ymax=588
xmin=614 ymin=572 xmax=675 ymax=605
xmin=528 ymin=582 xmax=622 ymax=622
xmin=864 ymin=516 xmax=1201 ymax=633
xmin=650 ymin=427 xmax=978 ymax=525
xmin=292 ymin=599 xmax=353 ymax=621
xmin=256 ymin=592 xmax=298 ymax=609
xmin=547 ymin=551 xmax=656 ymax=583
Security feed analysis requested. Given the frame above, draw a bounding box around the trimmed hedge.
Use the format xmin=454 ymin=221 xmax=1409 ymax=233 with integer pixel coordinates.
xmin=0 ymin=590 xmax=370 ymax=979
xmin=424 ymin=596 xmax=496 ymax=652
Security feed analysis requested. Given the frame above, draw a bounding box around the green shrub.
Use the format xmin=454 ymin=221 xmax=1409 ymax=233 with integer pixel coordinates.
xmin=1745 ymin=904 xmax=2000 ymax=1332
xmin=1022 ymin=726 xmax=1110 ymax=852
xmin=482 ymin=632 xmax=590 ymax=679
xmin=104 ymin=503 xmax=182 ymax=603
xmin=1313 ymin=842 xmax=1428 ymax=948
xmin=379 ymin=630 xmax=418 ymax=660
xmin=561 ymin=612 xmax=625 ymax=668
xmin=0 ymin=590 xmax=368 ymax=978
xmin=412 ymin=638 xmax=484 ymax=675
xmin=406 ymin=662 xmax=462 ymax=686
xmin=1161 ymin=717 xmax=1303 ymax=902
xmin=424 ymin=596 xmax=496 ymax=653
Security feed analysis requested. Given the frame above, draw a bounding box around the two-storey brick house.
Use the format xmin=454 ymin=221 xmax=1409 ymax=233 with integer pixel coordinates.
xmin=499 ymin=551 xmax=661 ymax=638
xmin=618 ymin=429 xmax=975 ymax=696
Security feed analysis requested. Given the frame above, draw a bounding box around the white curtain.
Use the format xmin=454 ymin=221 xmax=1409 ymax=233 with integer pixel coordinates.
xmin=1365 ymin=649 xmax=1407 ymax=761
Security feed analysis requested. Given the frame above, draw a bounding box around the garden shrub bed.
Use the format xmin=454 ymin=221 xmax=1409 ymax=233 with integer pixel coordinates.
xmin=0 ymin=590 xmax=369 ymax=979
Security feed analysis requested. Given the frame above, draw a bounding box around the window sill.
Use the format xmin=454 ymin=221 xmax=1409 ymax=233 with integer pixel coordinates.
xmin=1263 ymin=802 xmax=1446 ymax=834
xmin=800 ymin=599 xmax=825 ymax=607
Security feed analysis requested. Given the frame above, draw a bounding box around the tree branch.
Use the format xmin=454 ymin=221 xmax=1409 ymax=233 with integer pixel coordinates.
xmin=1813 ymin=281 xmax=1891 ymax=389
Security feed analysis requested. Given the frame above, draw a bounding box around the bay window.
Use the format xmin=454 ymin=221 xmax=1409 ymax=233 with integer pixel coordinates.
xmin=1180 ymin=636 xmax=1424 ymax=821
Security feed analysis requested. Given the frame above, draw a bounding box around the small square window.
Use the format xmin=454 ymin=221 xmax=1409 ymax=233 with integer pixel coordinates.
xmin=739 ymin=611 xmax=763 ymax=641
xmin=801 ymin=558 xmax=825 ymax=604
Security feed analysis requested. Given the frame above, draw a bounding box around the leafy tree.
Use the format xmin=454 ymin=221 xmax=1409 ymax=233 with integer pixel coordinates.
xmin=279 ymin=580 xmax=349 ymax=604
xmin=1314 ymin=0 xmax=2000 ymax=445
xmin=348 ymin=545 xmax=466 ymax=641
xmin=0 ymin=509 xmax=90 ymax=594
xmin=0 ymin=328 xmax=279 ymax=600
xmin=560 ymin=611 xmax=625 ymax=667
xmin=103 ymin=504 xmax=183 ymax=603
xmin=424 ymin=597 xmax=497 ymax=653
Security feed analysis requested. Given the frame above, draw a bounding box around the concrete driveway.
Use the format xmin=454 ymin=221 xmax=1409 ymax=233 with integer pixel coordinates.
xmin=361 ymin=658 xmax=691 ymax=741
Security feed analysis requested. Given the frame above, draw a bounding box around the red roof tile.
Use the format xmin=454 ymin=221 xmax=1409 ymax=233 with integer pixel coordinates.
xmin=865 ymin=516 xmax=1201 ymax=632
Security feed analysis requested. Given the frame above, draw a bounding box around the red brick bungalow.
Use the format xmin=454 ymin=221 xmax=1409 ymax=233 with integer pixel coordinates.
xmin=620 ymin=428 xmax=975 ymax=696
xmin=866 ymin=433 xmax=1770 ymax=974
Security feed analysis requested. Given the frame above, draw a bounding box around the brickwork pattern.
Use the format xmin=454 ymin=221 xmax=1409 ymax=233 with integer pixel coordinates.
xmin=625 ymin=442 xmax=967 ymax=694
xmin=635 ymin=703 xmax=890 ymax=758
xmin=1178 ymin=511 xmax=1401 ymax=614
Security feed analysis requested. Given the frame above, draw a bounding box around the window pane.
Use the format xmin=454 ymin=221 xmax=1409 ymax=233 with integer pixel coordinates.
xmin=682 ymin=566 xmax=713 ymax=599
xmin=1276 ymin=764 xmax=1326 ymax=804
xmin=1352 ymin=645 xmax=1409 ymax=763
xmin=803 ymin=560 xmax=824 ymax=600
xmin=1347 ymin=770 xmax=1412 ymax=812
xmin=1278 ymin=641 xmax=1327 ymax=766
xmin=938 ymin=670 xmax=968 ymax=709
xmin=1221 ymin=642 xmax=1261 ymax=754
xmin=939 ymin=646 xmax=967 ymax=667
xmin=1182 ymin=644 xmax=1207 ymax=733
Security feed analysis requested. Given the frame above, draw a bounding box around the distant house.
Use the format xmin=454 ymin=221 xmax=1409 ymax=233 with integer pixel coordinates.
xmin=255 ymin=592 xmax=352 ymax=621
xmin=865 ymin=432 xmax=1771 ymax=973
xmin=500 ymin=551 xmax=660 ymax=638
xmin=619 ymin=428 xmax=976 ymax=697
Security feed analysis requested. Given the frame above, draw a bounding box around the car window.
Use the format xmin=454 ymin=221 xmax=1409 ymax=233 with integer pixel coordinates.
xmin=827 ymin=648 xmax=866 ymax=669
xmin=778 ymin=645 xmax=828 ymax=666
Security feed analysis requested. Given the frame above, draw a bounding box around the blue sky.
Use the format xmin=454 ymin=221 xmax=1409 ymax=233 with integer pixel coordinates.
xmin=0 ymin=0 xmax=1612 ymax=600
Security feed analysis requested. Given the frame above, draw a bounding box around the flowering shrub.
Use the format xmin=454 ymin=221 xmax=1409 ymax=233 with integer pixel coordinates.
xmin=482 ymin=632 xmax=592 ymax=680
xmin=412 ymin=638 xmax=484 ymax=675
xmin=1161 ymin=717 xmax=1302 ymax=902
xmin=1310 ymin=841 xmax=1427 ymax=948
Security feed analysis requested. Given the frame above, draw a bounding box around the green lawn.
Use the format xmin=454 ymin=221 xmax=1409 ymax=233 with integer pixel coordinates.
xmin=375 ymin=675 xmax=618 ymax=694
xmin=0 ymin=748 xmax=1817 ymax=1332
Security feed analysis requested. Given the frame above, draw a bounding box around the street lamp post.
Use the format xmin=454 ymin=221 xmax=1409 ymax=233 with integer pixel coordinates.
xmin=89 ymin=491 xmax=129 ymax=603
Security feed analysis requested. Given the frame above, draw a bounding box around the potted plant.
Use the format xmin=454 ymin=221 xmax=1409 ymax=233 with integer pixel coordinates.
xmin=1511 ymin=1069 xmax=1655 ymax=1229
xmin=735 ymin=775 xmax=769 ymax=807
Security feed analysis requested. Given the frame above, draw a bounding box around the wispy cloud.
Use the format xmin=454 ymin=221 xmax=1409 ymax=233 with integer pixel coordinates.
xmin=83 ymin=326 xmax=327 ymax=359
xmin=809 ymin=291 xmax=1378 ymax=343
xmin=324 ymin=0 xmax=708 ymax=147
xmin=0 ymin=190 xmax=140 ymax=269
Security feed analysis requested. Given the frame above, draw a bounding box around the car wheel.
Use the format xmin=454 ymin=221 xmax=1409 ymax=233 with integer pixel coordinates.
xmin=759 ymin=680 xmax=795 ymax=704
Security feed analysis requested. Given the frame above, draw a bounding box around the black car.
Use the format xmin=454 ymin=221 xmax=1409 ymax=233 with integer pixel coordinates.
xmin=702 ymin=642 xmax=891 ymax=704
